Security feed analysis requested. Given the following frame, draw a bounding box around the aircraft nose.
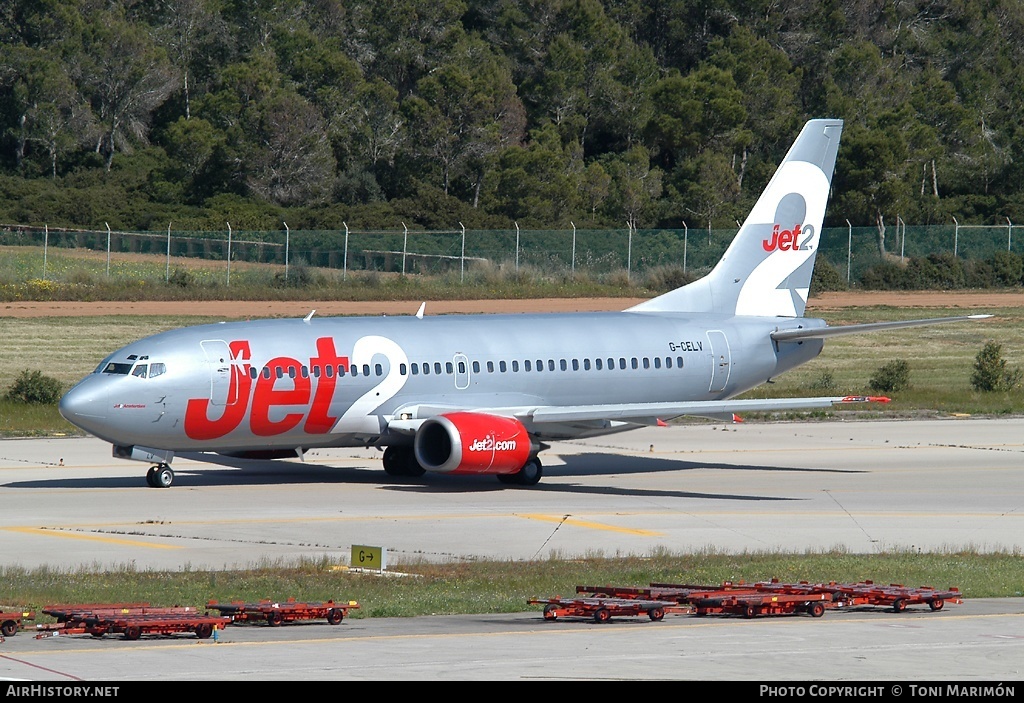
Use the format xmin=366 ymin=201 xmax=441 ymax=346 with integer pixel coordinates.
xmin=59 ymin=380 xmax=108 ymax=432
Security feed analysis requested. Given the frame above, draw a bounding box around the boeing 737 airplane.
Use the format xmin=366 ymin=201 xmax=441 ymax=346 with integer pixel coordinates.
xmin=59 ymin=119 xmax=988 ymax=487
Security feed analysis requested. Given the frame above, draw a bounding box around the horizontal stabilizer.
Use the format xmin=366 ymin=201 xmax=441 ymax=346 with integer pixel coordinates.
xmin=772 ymin=314 xmax=992 ymax=342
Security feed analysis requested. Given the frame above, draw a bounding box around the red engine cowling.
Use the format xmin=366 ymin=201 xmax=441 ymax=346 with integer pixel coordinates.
xmin=414 ymin=412 xmax=531 ymax=475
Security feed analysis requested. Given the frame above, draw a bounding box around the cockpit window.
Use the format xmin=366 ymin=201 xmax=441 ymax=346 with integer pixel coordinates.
xmin=132 ymin=364 xmax=148 ymax=378
xmin=102 ymin=362 xmax=133 ymax=375
xmin=150 ymin=362 xmax=167 ymax=378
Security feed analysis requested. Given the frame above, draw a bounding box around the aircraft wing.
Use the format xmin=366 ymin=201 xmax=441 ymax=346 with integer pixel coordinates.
xmin=385 ymin=395 xmax=888 ymax=434
xmin=519 ymin=395 xmax=888 ymax=425
xmin=772 ymin=314 xmax=991 ymax=342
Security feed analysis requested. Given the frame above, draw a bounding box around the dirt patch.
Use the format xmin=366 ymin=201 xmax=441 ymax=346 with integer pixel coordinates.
xmin=1 ymin=290 xmax=1021 ymax=319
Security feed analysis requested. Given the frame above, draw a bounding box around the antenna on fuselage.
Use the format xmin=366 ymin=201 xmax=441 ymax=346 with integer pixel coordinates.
xmin=303 ymin=310 xmax=316 ymax=323
xmin=415 ymin=302 xmax=425 ymax=319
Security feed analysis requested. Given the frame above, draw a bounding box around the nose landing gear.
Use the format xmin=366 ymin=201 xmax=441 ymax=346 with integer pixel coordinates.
xmin=145 ymin=463 xmax=175 ymax=488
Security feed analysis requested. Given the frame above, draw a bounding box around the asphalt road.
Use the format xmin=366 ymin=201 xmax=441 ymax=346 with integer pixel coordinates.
xmin=1 ymin=417 xmax=1021 ymax=682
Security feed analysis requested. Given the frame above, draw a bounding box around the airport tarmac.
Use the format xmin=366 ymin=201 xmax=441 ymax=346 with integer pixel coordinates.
xmin=0 ymin=416 xmax=1022 ymax=682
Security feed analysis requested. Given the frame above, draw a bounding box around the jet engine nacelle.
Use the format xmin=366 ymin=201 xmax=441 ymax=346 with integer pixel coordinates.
xmin=414 ymin=412 xmax=531 ymax=474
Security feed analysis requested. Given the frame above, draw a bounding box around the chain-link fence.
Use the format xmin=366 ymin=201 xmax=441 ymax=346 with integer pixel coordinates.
xmin=1 ymin=220 xmax=1020 ymax=285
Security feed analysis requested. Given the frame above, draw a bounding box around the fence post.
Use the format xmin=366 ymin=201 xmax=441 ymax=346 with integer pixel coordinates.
xmin=571 ymin=221 xmax=576 ymax=274
xmin=952 ymin=216 xmax=958 ymax=257
xmin=43 ymin=224 xmax=48 ymax=279
xmin=402 ymin=222 xmax=408 ymax=275
xmin=226 ymin=222 xmax=232 ymax=287
xmin=626 ymin=221 xmax=632 ymax=281
xmin=460 ymin=222 xmax=466 ymax=283
xmin=514 ymin=222 xmax=520 ymax=272
xmin=283 ymin=221 xmax=290 ymax=281
xmin=1008 ymin=217 xmax=1013 ymax=252
xmin=846 ymin=219 xmax=852 ymax=284
xmin=105 ymin=222 xmax=111 ymax=277
xmin=897 ymin=215 xmax=905 ymax=262
xmin=682 ymin=221 xmax=688 ymax=273
xmin=343 ymin=222 xmax=349 ymax=281
xmin=166 ymin=222 xmax=171 ymax=281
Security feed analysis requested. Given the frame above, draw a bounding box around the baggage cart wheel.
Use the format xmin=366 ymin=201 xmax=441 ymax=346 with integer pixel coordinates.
xmin=593 ymin=607 xmax=611 ymax=623
xmin=1 ymin=620 xmax=17 ymax=637
xmin=327 ymin=608 xmax=344 ymax=625
xmin=808 ymin=602 xmax=825 ymax=618
xmin=266 ymin=610 xmax=284 ymax=626
xmin=892 ymin=599 xmax=906 ymax=613
xmin=543 ymin=604 xmax=559 ymax=621
xmin=744 ymin=605 xmax=758 ymax=619
xmin=929 ymin=598 xmax=944 ymax=611
xmin=648 ymin=607 xmax=665 ymax=622
xmin=195 ymin=623 xmax=213 ymax=639
xmin=123 ymin=626 xmax=142 ymax=641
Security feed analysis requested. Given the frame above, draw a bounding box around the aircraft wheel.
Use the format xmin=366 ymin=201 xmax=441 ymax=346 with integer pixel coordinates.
xmin=516 ymin=458 xmax=543 ymax=486
xmin=383 ymin=447 xmax=425 ymax=477
xmin=382 ymin=446 xmax=408 ymax=476
xmin=496 ymin=473 xmax=517 ymax=484
xmin=404 ymin=453 xmax=426 ymax=477
xmin=154 ymin=464 xmax=174 ymax=488
xmin=145 ymin=466 xmax=158 ymax=487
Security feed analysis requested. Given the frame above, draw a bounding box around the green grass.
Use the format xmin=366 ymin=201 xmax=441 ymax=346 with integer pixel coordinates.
xmin=1 ymin=549 xmax=1019 ymax=622
xmin=740 ymin=306 xmax=1024 ymax=416
xmin=0 ymin=245 xmax=653 ymax=303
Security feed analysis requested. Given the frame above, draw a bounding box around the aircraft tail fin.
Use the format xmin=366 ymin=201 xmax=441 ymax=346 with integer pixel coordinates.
xmin=628 ymin=118 xmax=843 ymax=317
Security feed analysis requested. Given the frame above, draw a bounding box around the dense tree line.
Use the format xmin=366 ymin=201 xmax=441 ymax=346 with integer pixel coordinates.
xmin=2 ymin=0 xmax=1024 ymax=244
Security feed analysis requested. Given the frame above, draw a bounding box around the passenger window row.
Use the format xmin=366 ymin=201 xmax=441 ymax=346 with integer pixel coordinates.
xmin=248 ymin=355 xmax=686 ymax=380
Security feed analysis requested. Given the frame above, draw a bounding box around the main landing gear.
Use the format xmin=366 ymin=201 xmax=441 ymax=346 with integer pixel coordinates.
xmin=145 ymin=463 xmax=174 ymax=488
xmin=497 ymin=457 xmax=543 ymax=486
xmin=382 ymin=446 xmax=426 ymax=478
